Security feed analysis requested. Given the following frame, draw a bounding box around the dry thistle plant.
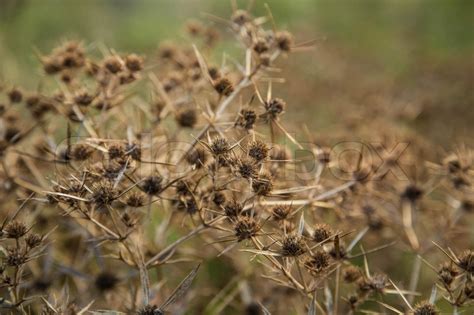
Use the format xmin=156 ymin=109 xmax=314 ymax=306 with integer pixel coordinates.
xmin=0 ymin=3 xmax=473 ymax=315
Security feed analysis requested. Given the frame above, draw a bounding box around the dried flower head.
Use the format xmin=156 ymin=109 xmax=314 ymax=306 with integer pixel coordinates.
xmin=126 ymin=192 xmax=146 ymax=208
xmin=275 ymin=31 xmax=293 ymax=52
xmin=457 ymin=250 xmax=473 ymax=274
xmin=125 ymin=53 xmax=144 ymax=72
xmin=6 ymin=247 xmax=27 ymax=266
xmin=305 ymin=251 xmax=331 ymax=274
xmin=261 ymin=98 xmax=285 ymax=121
xmin=235 ymin=109 xmax=257 ymax=129
xmin=231 ymin=9 xmax=251 ymax=25
xmin=237 ymin=157 xmax=258 ymax=179
xmin=281 ymin=234 xmax=306 ymax=257
xmin=313 ymin=223 xmax=333 ymax=243
xmin=437 ymin=262 xmax=458 ymax=287
xmin=186 ymin=147 xmax=208 ymax=167
xmin=412 ymin=301 xmax=438 ymax=315
xmin=248 ymin=140 xmax=269 ymax=162
xmin=234 ymin=216 xmax=260 ymax=241
xmin=8 ymin=87 xmax=23 ymax=103
xmin=25 ymin=233 xmax=43 ymax=248
xmin=108 ymin=144 xmax=125 ymax=159
xmin=253 ymin=39 xmax=269 ymax=54
xmin=4 ymin=221 xmax=28 ymax=239
xmin=252 ymin=173 xmax=273 ymax=196
xmin=271 ymin=205 xmax=292 ymax=221
xmin=213 ymin=77 xmax=234 ymax=96
xmin=210 ymin=137 xmax=230 ymax=156
xmin=140 ymin=176 xmax=163 ymax=195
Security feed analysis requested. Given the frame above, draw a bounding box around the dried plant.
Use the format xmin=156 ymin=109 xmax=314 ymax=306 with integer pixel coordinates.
xmin=0 ymin=2 xmax=472 ymax=315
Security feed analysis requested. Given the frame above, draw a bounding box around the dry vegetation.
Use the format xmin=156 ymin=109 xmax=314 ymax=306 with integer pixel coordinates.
xmin=0 ymin=3 xmax=473 ymax=315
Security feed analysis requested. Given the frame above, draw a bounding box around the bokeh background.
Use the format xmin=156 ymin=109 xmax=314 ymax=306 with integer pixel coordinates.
xmin=1 ymin=0 xmax=473 ymax=148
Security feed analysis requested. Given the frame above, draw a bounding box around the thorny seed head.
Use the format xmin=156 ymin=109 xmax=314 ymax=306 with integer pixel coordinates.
xmin=126 ymin=192 xmax=146 ymax=208
xmin=125 ymin=53 xmax=144 ymax=72
xmin=234 ymin=216 xmax=260 ymax=241
xmin=6 ymin=247 xmax=27 ymax=266
xmin=437 ymin=262 xmax=458 ymax=286
xmin=25 ymin=233 xmax=43 ymax=248
xmin=253 ymin=39 xmax=269 ymax=54
xmin=43 ymin=56 xmax=62 ymax=74
xmin=74 ymin=91 xmax=95 ymax=106
xmin=262 ymin=98 xmax=285 ymax=121
xmin=70 ymin=144 xmax=94 ymax=161
xmin=235 ymin=109 xmax=257 ymax=129
xmin=175 ymin=180 xmax=192 ymax=197
xmin=210 ymin=137 xmax=230 ymax=156
xmin=8 ymin=87 xmax=23 ymax=103
xmin=125 ymin=143 xmax=142 ymax=161
xmin=212 ymin=191 xmax=226 ymax=206
xmin=92 ymin=184 xmax=119 ymax=209
xmin=4 ymin=221 xmax=28 ymax=239
xmin=275 ymin=31 xmax=293 ymax=52
xmin=281 ymin=234 xmax=306 ymax=257
xmin=248 ymin=140 xmax=269 ymax=162
xmin=357 ymin=273 xmax=388 ymax=294
xmin=103 ymin=56 xmax=123 ymax=74
xmin=457 ymin=250 xmax=473 ymax=274
xmin=412 ymin=301 xmax=438 ymax=315
xmin=313 ymin=223 xmax=333 ymax=243
xmin=108 ymin=144 xmax=125 ymax=159
xmin=304 ymin=251 xmax=331 ymax=275
xmin=177 ymin=197 xmax=199 ymax=215
xmin=102 ymin=161 xmax=126 ymax=180
xmin=271 ymin=205 xmax=292 ymax=221
xmin=231 ymin=9 xmax=251 ymax=26
xmin=224 ymin=200 xmax=243 ymax=218
xmin=213 ymin=77 xmax=234 ymax=96
xmin=252 ymin=173 xmax=273 ymax=196
xmin=464 ymin=280 xmax=474 ymax=299
xmin=140 ymin=176 xmax=163 ymax=195
xmin=237 ymin=157 xmax=258 ymax=179
xmin=186 ymin=147 xmax=208 ymax=167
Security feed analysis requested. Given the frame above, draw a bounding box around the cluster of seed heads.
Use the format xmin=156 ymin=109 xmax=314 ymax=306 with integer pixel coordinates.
xmin=0 ymin=3 xmax=472 ymax=315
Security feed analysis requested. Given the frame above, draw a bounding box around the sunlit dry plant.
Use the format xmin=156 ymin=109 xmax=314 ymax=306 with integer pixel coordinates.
xmin=0 ymin=1 xmax=472 ymax=314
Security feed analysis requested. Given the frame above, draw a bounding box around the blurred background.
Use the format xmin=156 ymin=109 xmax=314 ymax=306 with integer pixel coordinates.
xmin=0 ymin=0 xmax=473 ymax=145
